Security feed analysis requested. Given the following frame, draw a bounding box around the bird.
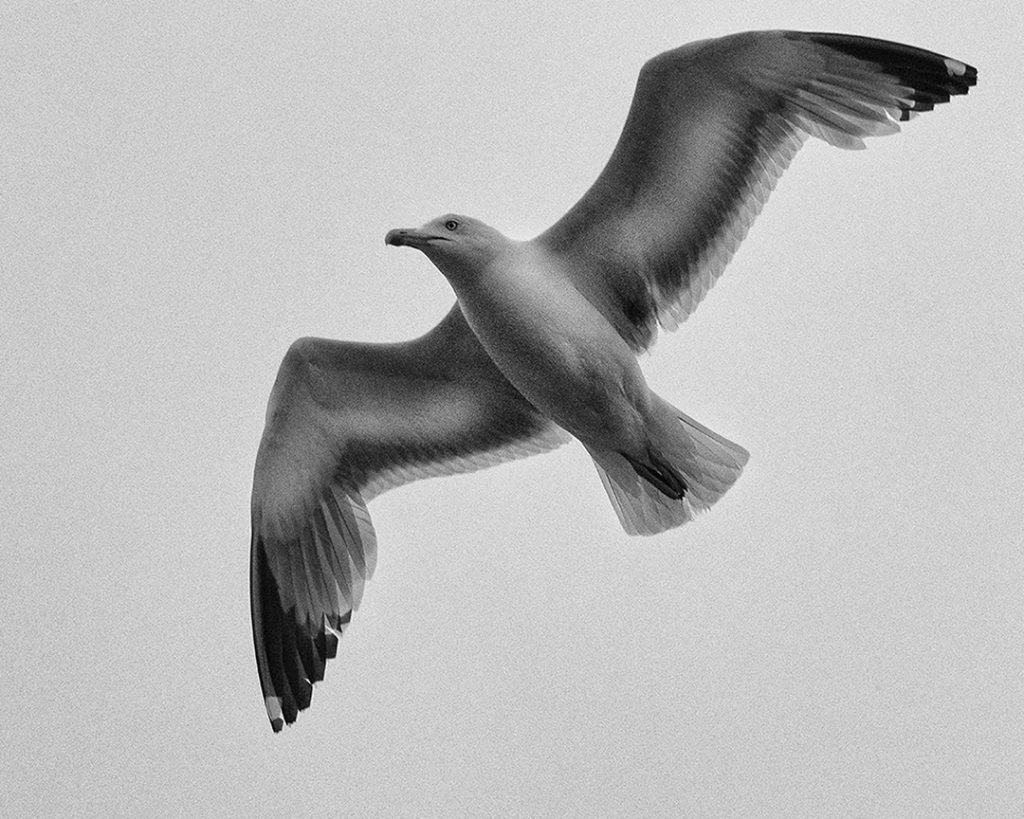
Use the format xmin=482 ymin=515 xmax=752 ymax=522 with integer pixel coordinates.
xmin=249 ymin=30 xmax=976 ymax=731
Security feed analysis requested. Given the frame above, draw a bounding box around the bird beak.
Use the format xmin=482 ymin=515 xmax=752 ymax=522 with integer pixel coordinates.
xmin=384 ymin=228 xmax=411 ymax=247
xmin=385 ymin=228 xmax=426 ymax=248
xmin=385 ymin=227 xmax=449 ymax=249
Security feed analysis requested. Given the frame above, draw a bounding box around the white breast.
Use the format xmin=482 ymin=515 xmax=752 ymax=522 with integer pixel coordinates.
xmin=449 ymin=244 xmax=648 ymax=445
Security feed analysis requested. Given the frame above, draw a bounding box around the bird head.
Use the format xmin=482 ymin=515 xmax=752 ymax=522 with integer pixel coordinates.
xmin=385 ymin=214 xmax=509 ymax=282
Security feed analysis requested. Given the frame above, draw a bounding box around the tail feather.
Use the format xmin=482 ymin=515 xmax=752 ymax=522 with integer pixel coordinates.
xmin=588 ymin=396 xmax=748 ymax=536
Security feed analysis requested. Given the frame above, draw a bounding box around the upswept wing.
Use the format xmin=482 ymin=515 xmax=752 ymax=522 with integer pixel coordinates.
xmin=537 ymin=30 xmax=977 ymax=350
xmin=250 ymin=305 xmax=568 ymax=731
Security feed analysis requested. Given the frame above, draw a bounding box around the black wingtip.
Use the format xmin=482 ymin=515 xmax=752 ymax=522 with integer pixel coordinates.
xmin=253 ymin=526 xmax=360 ymax=733
xmin=793 ymin=32 xmax=978 ymax=105
xmin=252 ymin=484 xmax=378 ymax=733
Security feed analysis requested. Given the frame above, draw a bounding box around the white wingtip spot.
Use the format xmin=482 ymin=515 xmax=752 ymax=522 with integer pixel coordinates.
xmin=943 ymin=57 xmax=967 ymax=77
xmin=265 ymin=696 xmax=284 ymax=732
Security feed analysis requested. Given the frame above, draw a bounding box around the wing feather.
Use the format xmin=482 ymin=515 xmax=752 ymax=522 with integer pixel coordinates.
xmin=250 ymin=304 xmax=567 ymax=731
xmin=537 ymin=30 xmax=977 ymax=348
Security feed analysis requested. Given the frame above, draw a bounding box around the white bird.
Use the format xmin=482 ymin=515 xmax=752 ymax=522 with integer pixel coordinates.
xmin=250 ymin=30 xmax=976 ymax=731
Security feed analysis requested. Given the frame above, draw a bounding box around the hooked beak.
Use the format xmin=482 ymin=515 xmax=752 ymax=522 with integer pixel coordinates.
xmin=384 ymin=228 xmax=448 ymax=249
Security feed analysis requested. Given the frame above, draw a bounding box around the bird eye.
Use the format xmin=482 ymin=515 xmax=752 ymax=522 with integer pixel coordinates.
xmin=444 ymin=219 xmax=459 ymax=231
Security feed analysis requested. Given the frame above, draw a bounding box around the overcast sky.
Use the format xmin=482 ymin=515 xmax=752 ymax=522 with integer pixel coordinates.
xmin=3 ymin=1 xmax=1022 ymax=815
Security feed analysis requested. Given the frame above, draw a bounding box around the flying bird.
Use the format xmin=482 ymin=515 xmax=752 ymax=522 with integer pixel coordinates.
xmin=250 ymin=30 xmax=976 ymax=731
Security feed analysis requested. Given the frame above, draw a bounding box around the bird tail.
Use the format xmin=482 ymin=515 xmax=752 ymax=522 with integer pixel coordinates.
xmin=585 ymin=394 xmax=749 ymax=536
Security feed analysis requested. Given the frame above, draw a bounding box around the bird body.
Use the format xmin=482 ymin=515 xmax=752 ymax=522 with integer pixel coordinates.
xmin=386 ymin=221 xmax=748 ymax=526
xmin=250 ymin=29 xmax=977 ymax=731
xmin=438 ymin=235 xmax=649 ymax=454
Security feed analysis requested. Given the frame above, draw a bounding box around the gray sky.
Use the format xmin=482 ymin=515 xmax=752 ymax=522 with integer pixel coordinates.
xmin=3 ymin=1 xmax=1022 ymax=815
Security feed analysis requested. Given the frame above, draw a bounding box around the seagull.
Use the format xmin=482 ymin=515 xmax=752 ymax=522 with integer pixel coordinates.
xmin=250 ymin=30 xmax=976 ymax=731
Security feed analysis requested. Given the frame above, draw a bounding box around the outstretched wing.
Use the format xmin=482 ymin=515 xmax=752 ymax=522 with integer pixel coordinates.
xmin=250 ymin=304 xmax=568 ymax=731
xmin=537 ymin=30 xmax=977 ymax=350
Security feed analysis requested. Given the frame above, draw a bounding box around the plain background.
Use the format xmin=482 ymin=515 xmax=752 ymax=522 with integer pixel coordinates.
xmin=2 ymin=1 xmax=1022 ymax=815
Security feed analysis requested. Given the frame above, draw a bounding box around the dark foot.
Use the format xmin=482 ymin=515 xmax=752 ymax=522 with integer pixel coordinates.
xmin=621 ymin=451 xmax=688 ymax=499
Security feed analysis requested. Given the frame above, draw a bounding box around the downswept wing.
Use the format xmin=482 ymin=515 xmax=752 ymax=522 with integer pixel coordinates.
xmin=537 ymin=30 xmax=977 ymax=350
xmin=250 ymin=304 xmax=568 ymax=731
